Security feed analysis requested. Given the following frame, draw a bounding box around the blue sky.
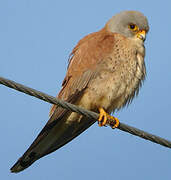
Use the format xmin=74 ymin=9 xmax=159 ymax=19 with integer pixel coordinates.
xmin=1 ymin=0 xmax=171 ymax=179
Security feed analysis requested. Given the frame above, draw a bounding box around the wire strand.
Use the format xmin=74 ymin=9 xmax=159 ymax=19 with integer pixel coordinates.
xmin=0 ymin=76 xmax=171 ymax=149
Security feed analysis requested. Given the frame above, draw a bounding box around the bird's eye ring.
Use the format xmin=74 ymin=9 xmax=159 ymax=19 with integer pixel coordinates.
xmin=129 ymin=24 xmax=138 ymax=31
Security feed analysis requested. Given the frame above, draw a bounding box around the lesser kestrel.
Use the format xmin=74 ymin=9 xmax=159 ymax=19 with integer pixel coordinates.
xmin=11 ymin=10 xmax=149 ymax=173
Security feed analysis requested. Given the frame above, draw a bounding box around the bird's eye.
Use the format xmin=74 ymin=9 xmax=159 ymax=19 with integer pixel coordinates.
xmin=129 ymin=24 xmax=138 ymax=31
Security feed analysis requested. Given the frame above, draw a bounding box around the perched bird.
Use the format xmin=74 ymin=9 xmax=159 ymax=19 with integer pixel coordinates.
xmin=11 ymin=10 xmax=149 ymax=173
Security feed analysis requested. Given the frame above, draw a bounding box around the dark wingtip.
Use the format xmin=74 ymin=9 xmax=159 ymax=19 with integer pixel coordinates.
xmin=10 ymin=166 xmax=22 ymax=173
xmin=10 ymin=152 xmax=37 ymax=173
xmin=10 ymin=160 xmax=25 ymax=173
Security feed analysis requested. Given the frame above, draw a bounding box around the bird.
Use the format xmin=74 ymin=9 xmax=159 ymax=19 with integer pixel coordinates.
xmin=10 ymin=10 xmax=149 ymax=173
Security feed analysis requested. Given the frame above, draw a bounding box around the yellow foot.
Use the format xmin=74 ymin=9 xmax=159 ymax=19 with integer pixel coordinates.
xmin=98 ymin=107 xmax=108 ymax=127
xmin=98 ymin=107 xmax=120 ymax=129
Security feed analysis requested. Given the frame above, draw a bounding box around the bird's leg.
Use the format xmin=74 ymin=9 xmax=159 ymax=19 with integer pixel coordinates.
xmin=98 ymin=107 xmax=108 ymax=127
xmin=98 ymin=107 xmax=120 ymax=129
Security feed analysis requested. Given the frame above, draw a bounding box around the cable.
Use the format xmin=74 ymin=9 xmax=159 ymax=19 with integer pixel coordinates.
xmin=0 ymin=76 xmax=171 ymax=148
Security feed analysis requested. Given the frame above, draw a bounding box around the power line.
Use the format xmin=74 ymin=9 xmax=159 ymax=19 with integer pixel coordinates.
xmin=0 ymin=76 xmax=171 ymax=149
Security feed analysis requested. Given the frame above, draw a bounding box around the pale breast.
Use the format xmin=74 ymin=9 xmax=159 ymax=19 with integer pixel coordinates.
xmin=79 ymin=35 xmax=146 ymax=113
xmin=108 ymin=37 xmax=146 ymax=111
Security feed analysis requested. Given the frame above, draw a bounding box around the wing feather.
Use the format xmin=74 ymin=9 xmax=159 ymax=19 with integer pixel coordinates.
xmin=10 ymin=27 xmax=116 ymax=173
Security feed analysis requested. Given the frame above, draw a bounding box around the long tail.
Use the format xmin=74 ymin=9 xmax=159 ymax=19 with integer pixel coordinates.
xmin=10 ymin=109 xmax=71 ymax=173
xmin=10 ymin=112 xmax=95 ymax=173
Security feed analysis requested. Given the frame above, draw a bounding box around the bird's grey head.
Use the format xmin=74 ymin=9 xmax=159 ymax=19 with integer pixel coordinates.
xmin=107 ymin=11 xmax=149 ymax=41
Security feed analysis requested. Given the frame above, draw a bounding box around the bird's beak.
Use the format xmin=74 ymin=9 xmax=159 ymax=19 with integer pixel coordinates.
xmin=136 ymin=30 xmax=146 ymax=41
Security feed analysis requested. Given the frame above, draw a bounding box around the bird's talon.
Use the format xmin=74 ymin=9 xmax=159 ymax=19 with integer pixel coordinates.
xmin=98 ymin=108 xmax=120 ymax=128
xmin=98 ymin=107 xmax=108 ymax=126
xmin=107 ymin=115 xmax=120 ymax=128
xmin=111 ymin=117 xmax=120 ymax=129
